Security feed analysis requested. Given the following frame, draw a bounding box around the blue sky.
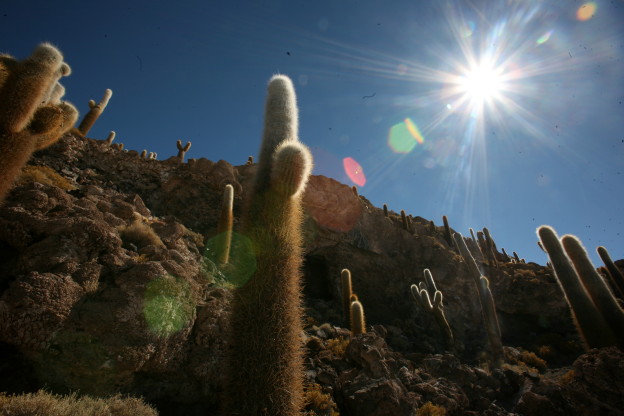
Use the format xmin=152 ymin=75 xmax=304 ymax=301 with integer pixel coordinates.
xmin=2 ymin=0 xmax=623 ymax=266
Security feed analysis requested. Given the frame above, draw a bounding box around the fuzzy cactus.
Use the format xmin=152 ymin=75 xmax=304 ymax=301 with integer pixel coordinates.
xmin=106 ymin=131 xmax=115 ymax=144
xmin=225 ymin=75 xmax=313 ymax=416
xmin=77 ymin=88 xmax=112 ymax=136
xmin=410 ymin=269 xmax=454 ymax=347
xmin=0 ymin=43 xmax=78 ymax=204
xmin=350 ymin=298 xmax=366 ymax=336
xmin=341 ymin=268 xmax=353 ymax=328
xmin=214 ymin=184 xmax=234 ymax=265
xmin=176 ymin=139 xmax=191 ymax=163
xmin=401 ymin=209 xmax=409 ymax=231
xmin=454 ymin=232 xmax=504 ymax=367
xmin=140 ymin=150 xmax=147 ymax=159
xmin=537 ymin=226 xmax=619 ymax=349
xmin=482 ymin=227 xmax=499 ymax=267
xmin=442 ymin=215 xmax=453 ymax=247
xmin=246 ymin=155 xmax=254 ymax=165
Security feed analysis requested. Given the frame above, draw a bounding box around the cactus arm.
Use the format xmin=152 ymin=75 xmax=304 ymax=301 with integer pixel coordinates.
xmin=215 ymin=184 xmax=234 ymax=265
xmin=597 ymin=246 xmax=624 ymax=296
xmin=341 ymin=269 xmax=353 ymax=328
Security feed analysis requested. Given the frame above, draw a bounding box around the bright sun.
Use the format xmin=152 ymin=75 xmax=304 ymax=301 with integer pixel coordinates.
xmin=459 ymin=61 xmax=505 ymax=103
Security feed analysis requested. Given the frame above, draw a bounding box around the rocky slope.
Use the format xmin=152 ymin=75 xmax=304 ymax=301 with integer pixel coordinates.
xmin=0 ymin=132 xmax=622 ymax=415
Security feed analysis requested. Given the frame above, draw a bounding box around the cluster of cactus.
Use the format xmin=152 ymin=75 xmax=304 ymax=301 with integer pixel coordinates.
xmin=537 ymin=226 xmax=624 ymax=349
xmin=454 ymin=232 xmax=504 ymax=367
xmin=597 ymin=246 xmax=624 ymax=298
xmin=341 ymin=268 xmax=366 ymax=336
xmin=77 ymin=88 xmax=112 ymax=136
xmin=410 ymin=269 xmax=454 ymax=347
xmin=176 ymin=140 xmax=191 ymax=163
xmin=225 ymin=75 xmax=313 ymax=415
xmin=0 ymin=43 xmax=78 ymax=203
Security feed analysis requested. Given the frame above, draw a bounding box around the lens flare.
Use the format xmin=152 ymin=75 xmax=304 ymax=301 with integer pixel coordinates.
xmin=388 ymin=118 xmax=425 ymax=154
xmin=536 ymin=30 xmax=553 ymax=45
xmin=205 ymin=231 xmax=256 ymax=287
xmin=576 ymin=2 xmax=597 ymax=21
xmin=343 ymin=157 xmax=366 ymax=186
xmin=143 ymin=275 xmax=194 ymax=337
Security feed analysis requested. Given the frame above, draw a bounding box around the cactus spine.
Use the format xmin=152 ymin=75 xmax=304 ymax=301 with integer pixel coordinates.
xmin=226 ymin=75 xmax=312 ymax=416
xmin=341 ymin=268 xmax=353 ymax=328
xmin=410 ymin=269 xmax=454 ymax=347
xmin=350 ymin=299 xmax=366 ymax=336
xmin=77 ymin=88 xmax=112 ymax=136
xmin=537 ymin=226 xmax=619 ymax=349
xmin=0 ymin=43 xmax=78 ymax=204
xmin=454 ymin=232 xmax=503 ymax=367
xmin=215 ymin=184 xmax=234 ymax=265
xmin=176 ymin=139 xmax=191 ymax=163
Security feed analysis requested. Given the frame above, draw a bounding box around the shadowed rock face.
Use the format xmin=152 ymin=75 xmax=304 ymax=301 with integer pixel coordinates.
xmin=0 ymin=132 xmax=621 ymax=415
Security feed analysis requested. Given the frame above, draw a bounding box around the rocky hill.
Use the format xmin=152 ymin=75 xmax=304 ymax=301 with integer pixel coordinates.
xmin=0 ymin=132 xmax=623 ymax=415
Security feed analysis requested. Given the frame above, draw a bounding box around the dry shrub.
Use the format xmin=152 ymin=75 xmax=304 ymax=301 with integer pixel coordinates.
xmin=519 ymin=349 xmax=547 ymax=372
xmin=118 ymin=221 xmax=164 ymax=250
xmin=17 ymin=165 xmax=76 ymax=190
xmin=0 ymin=390 xmax=157 ymax=416
xmin=303 ymin=383 xmax=339 ymax=416
xmin=416 ymin=401 xmax=447 ymax=416
xmin=326 ymin=337 xmax=349 ymax=357
xmin=560 ymin=369 xmax=576 ymax=385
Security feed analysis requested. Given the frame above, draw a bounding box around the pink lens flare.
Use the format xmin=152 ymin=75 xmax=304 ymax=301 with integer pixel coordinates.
xmin=343 ymin=157 xmax=366 ymax=186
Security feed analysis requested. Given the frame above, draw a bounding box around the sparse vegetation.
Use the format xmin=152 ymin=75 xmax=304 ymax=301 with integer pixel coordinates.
xmin=326 ymin=336 xmax=350 ymax=357
xmin=303 ymin=383 xmax=339 ymax=416
xmin=17 ymin=165 xmax=76 ymax=190
xmin=416 ymin=401 xmax=447 ymax=416
xmin=0 ymin=390 xmax=157 ymax=416
xmin=118 ymin=221 xmax=165 ymax=250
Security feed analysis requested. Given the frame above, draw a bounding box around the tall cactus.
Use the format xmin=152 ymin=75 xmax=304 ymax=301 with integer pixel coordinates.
xmin=77 ymin=88 xmax=112 ymax=136
xmin=341 ymin=268 xmax=353 ymax=328
xmin=226 ymin=75 xmax=313 ymax=416
xmin=0 ymin=43 xmax=78 ymax=204
xmin=410 ymin=269 xmax=454 ymax=347
xmin=537 ymin=226 xmax=620 ymax=349
xmin=453 ymin=232 xmax=503 ymax=367
xmin=215 ymin=184 xmax=234 ymax=265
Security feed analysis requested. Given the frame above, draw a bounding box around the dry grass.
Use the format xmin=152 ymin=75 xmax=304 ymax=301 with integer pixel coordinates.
xmin=118 ymin=221 xmax=165 ymax=250
xmin=560 ymin=369 xmax=576 ymax=385
xmin=326 ymin=337 xmax=350 ymax=357
xmin=519 ymin=349 xmax=547 ymax=372
xmin=303 ymin=383 xmax=339 ymax=416
xmin=17 ymin=165 xmax=76 ymax=191
xmin=416 ymin=401 xmax=447 ymax=416
xmin=0 ymin=390 xmax=157 ymax=416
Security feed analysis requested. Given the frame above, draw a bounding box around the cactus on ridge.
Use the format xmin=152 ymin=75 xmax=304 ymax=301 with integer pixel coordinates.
xmin=176 ymin=139 xmax=191 ymax=163
xmin=597 ymin=246 xmax=624 ymax=297
xmin=0 ymin=43 xmax=78 ymax=204
xmin=77 ymin=89 xmax=112 ymax=136
xmin=225 ymin=75 xmax=313 ymax=416
xmin=106 ymin=131 xmax=115 ymax=144
xmin=442 ymin=215 xmax=453 ymax=247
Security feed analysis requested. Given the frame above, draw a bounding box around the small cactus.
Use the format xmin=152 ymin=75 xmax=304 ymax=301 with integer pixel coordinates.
xmin=106 ymin=131 xmax=115 ymax=144
xmin=383 ymin=204 xmax=389 ymax=218
xmin=176 ymin=139 xmax=191 ymax=163
xmin=140 ymin=150 xmax=147 ymax=159
xmin=442 ymin=215 xmax=453 ymax=247
xmin=77 ymin=88 xmax=112 ymax=136
xmin=597 ymin=246 xmax=624 ymax=297
xmin=352 ymin=185 xmax=358 ymax=197
xmin=246 ymin=155 xmax=254 ymax=165
xmin=401 ymin=209 xmax=410 ymax=231
xmin=350 ymin=299 xmax=366 ymax=336
xmin=410 ymin=269 xmax=454 ymax=347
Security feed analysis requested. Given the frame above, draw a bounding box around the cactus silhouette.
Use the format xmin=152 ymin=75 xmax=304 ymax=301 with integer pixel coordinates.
xmin=454 ymin=232 xmax=504 ymax=367
xmin=410 ymin=269 xmax=454 ymax=347
xmin=597 ymin=246 xmax=624 ymax=297
xmin=176 ymin=139 xmax=191 ymax=162
xmin=226 ymin=75 xmax=312 ymax=416
xmin=77 ymin=88 xmax=112 ymax=136
xmin=537 ymin=226 xmax=619 ymax=349
xmin=0 ymin=43 xmax=78 ymax=204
